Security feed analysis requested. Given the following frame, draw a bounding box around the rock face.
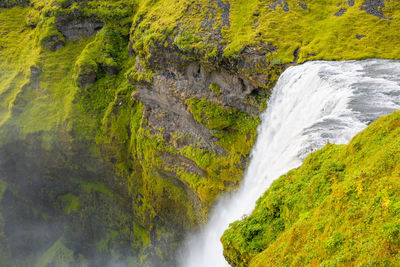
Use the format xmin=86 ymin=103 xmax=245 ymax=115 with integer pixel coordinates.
xmin=0 ymin=0 xmax=400 ymax=266
xmin=132 ymin=55 xmax=263 ymax=154
xmin=361 ymin=0 xmax=389 ymax=19
xmin=75 ymin=68 xmax=97 ymax=89
xmin=43 ymin=34 xmax=65 ymax=51
xmin=56 ymin=15 xmax=104 ymax=41
xmin=0 ymin=0 xmax=29 ymax=8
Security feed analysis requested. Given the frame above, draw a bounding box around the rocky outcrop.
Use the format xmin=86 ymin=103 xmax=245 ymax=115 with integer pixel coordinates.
xmin=56 ymin=14 xmax=103 ymax=41
xmin=361 ymin=0 xmax=389 ymax=19
xmin=130 ymin=44 xmax=273 ymax=153
xmin=0 ymin=0 xmax=29 ymax=8
xmin=75 ymin=67 xmax=97 ymax=89
xmin=42 ymin=34 xmax=65 ymax=51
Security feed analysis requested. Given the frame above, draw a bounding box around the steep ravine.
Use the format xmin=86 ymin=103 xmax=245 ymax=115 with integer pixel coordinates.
xmin=0 ymin=0 xmax=400 ymax=266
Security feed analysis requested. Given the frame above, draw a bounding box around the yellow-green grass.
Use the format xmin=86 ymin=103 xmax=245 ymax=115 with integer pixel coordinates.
xmin=132 ymin=0 xmax=400 ymax=63
xmin=0 ymin=7 xmax=93 ymax=143
xmin=0 ymin=7 xmax=36 ymax=126
xmin=34 ymin=238 xmax=81 ymax=267
xmin=222 ymin=110 xmax=400 ymax=266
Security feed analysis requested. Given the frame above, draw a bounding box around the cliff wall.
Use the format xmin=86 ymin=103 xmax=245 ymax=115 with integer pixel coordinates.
xmin=0 ymin=0 xmax=399 ymax=265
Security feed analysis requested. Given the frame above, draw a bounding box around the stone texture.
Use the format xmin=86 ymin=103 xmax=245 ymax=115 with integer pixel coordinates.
xmin=334 ymin=8 xmax=347 ymax=16
xmin=56 ymin=11 xmax=103 ymax=41
xmin=360 ymin=0 xmax=389 ymax=19
xmin=0 ymin=0 xmax=29 ymax=8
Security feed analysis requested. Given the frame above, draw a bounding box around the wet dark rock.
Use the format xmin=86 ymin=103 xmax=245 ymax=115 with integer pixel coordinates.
xmin=43 ymin=34 xmax=65 ymax=51
xmin=298 ymin=1 xmax=307 ymax=10
xmin=102 ymin=65 xmax=118 ymax=75
xmin=129 ymin=39 xmax=274 ymax=157
xmin=293 ymin=47 xmax=300 ymax=64
xmin=131 ymin=54 xmax=259 ymax=151
xmin=356 ymin=34 xmax=367 ymax=40
xmin=217 ymin=0 xmax=231 ymax=27
xmin=0 ymin=0 xmax=30 ymax=8
xmin=268 ymin=0 xmax=289 ymax=11
xmin=56 ymin=13 xmax=103 ymax=41
xmin=334 ymin=8 xmax=347 ymax=16
xmin=360 ymin=0 xmax=388 ymax=19
xmin=282 ymin=1 xmax=289 ymax=12
xmin=161 ymin=152 xmax=207 ymax=178
xmin=76 ymin=70 xmax=97 ymax=89
xmin=240 ymin=155 xmax=248 ymax=169
xmin=30 ymin=66 xmax=40 ymax=80
xmin=30 ymin=66 xmax=41 ymax=90
xmin=347 ymin=0 xmax=355 ymax=6
xmin=223 ymin=180 xmax=237 ymax=188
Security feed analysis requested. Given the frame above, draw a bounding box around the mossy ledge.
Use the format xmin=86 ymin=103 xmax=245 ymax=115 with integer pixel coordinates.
xmin=222 ymin=111 xmax=400 ymax=266
xmin=0 ymin=0 xmax=400 ymax=265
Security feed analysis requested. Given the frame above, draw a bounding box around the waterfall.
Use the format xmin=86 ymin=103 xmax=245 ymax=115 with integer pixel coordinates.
xmin=179 ymin=59 xmax=400 ymax=267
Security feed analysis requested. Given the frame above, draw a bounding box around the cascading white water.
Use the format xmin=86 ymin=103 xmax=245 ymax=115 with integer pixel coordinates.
xmin=179 ymin=59 xmax=400 ymax=267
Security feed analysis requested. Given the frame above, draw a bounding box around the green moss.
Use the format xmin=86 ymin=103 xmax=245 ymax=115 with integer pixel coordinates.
xmin=222 ymin=111 xmax=400 ymax=266
xmin=0 ymin=6 xmax=92 ymax=142
xmin=132 ymin=0 xmax=400 ymax=65
xmin=71 ymin=178 xmax=116 ymax=199
xmin=35 ymin=238 xmax=85 ymax=267
xmin=0 ymin=7 xmax=36 ymax=130
xmin=176 ymin=97 xmax=260 ymax=204
xmin=59 ymin=193 xmax=81 ymax=214
xmin=186 ymin=98 xmax=235 ymax=130
xmin=0 ymin=180 xmax=6 ymax=205
xmin=209 ymin=83 xmax=221 ymax=97
xmin=2 ymin=1 xmax=400 ymax=266
xmin=226 ymin=0 xmax=400 ymax=61
xmin=73 ymin=25 xmax=131 ymax=87
xmin=0 ymin=0 xmax=29 ymax=8
xmin=125 ymin=67 xmax=154 ymax=84
xmin=37 ymin=16 xmax=66 ymax=50
xmin=125 ymin=1 xmax=400 ymax=222
xmin=0 ymin=2 xmax=162 ymax=266
xmin=174 ymin=31 xmax=202 ymax=53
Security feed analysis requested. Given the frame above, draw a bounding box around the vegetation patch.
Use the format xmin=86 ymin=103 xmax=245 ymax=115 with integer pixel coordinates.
xmin=2 ymin=0 xmax=400 ymax=266
xmin=34 ymin=238 xmax=83 ymax=267
xmin=222 ymin=111 xmax=400 ymax=266
xmin=132 ymin=0 xmax=400 ymax=66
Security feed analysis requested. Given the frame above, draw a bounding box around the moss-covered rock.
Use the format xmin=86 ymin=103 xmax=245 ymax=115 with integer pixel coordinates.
xmin=222 ymin=111 xmax=400 ymax=266
xmin=1 ymin=0 xmax=400 ymax=266
xmin=0 ymin=0 xmax=29 ymax=8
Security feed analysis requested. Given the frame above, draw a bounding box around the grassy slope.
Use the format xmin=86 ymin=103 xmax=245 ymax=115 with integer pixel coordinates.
xmin=1 ymin=0 xmax=400 ymax=265
xmin=0 ymin=6 xmax=91 ymax=140
xmin=222 ymin=111 xmax=400 ymax=266
xmin=0 ymin=7 xmax=37 ymax=130
xmin=132 ymin=0 xmax=400 ymax=63
xmin=225 ymin=0 xmax=400 ymax=61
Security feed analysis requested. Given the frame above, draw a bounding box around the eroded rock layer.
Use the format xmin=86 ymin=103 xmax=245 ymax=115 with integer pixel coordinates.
xmin=0 ymin=0 xmax=399 ymax=266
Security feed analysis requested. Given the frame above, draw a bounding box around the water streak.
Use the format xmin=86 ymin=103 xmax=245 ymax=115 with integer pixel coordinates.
xmin=179 ymin=59 xmax=400 ymax=267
